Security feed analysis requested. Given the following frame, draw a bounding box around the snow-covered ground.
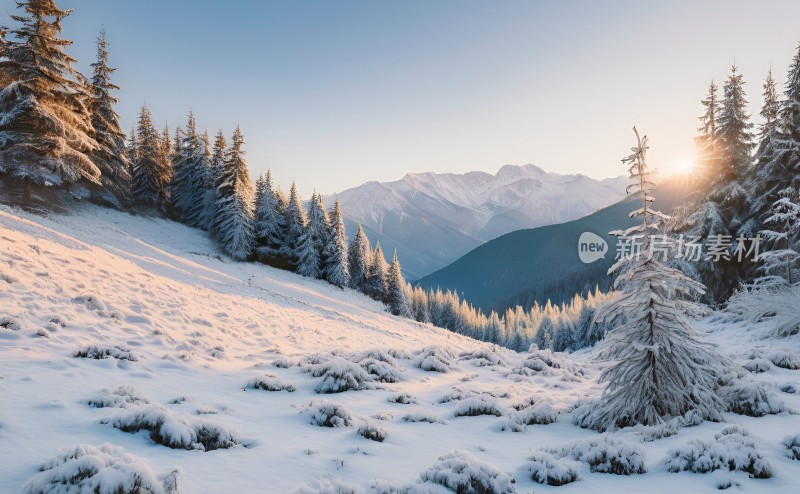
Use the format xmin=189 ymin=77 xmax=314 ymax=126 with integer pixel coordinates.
xmin=1 ymin=203 xmax=799 ymax=493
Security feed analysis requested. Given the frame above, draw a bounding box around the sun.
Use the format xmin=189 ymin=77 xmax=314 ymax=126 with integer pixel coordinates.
xmin=672 ymin=157 xmax=696 ymax=175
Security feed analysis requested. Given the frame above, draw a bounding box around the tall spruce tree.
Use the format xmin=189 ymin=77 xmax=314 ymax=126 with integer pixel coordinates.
xmin=207 ymin=129 xmax=227 ymax=237
xmin=0 ymin=0 xmax=98 ymax=202
xmin=323 ymin=200 xmax=350 ymax=288
xmin=386 ymin=251 xmax=411 ymax=316
xmin=718 ymin=64 xmax=755 ymax=180
xmin=171 ymin=112 xmax=210 ymax=228
xmin=757 ymin=186 xmax=800 ymax=285
xmin=131 ymin=104 xmax=170 ymax=212
xmin=212 ymin=126 xmax=255 ymax=260
xmin=695 ymin=80 xmax=721 ymax=186
xmin=297 ymin=192 xmax=329 ymax=278
xmin=255 ymin=170 xmax=286 ymax=259
xmin=279 ymin=182 xmax=307 ymax=269
xmin=365 ymin=242 xmax=389 ymax=302
xmin=87 ymin=30 xmax=129 ymax=204
xmin=578 ymin=128 xmax=723 ymax=431
xmin=348 ymin=224 xmax=372 ymax=290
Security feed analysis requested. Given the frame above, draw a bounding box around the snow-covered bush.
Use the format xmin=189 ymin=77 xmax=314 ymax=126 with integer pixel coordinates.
xmin=719 ymin=378 xmax=789 ymax=416
xmin=419 ymin=450 xmax=517 ymax=494
xmin=765 ymin=349 xmax=800 ymax=370
xmin=783 ymin=434 xmax=800 ymax=460
xmin=412 ymin=346 xmax=458 ymax=373
xmin=105 ymin=404 xmax=240 ymax=451
xmin=634 ymin=410 xmax=704 ymax=442
xmin=743 ymin=358 xmax=773 ymax=373
xmin=0 ymin=315 xmax=21 ymax=331
xmin=387 ymin=348 xmax=413 ymax=360
xmin=666 ymin=426 xmax=771 ymax=478
xmin=354 ymin=354 xmax=406 ymax=383
xmin=358 ymin=421 xmax=388 ymax=442
xmin=87 ymin=386 xmax=151 ymax=409
xmin=304 ymin=356 xmax=375 ymax=393
xmin=452 ymin=397 xmax=505 ymax=418
xmin=512 ymin=349 xmax=585 ymax=381
xmin=401 ymin=413 xmax=444 ymax=424
xmin=503 ymin=401 xmax=557 ymax=431
xmin=73 ymin=345 xmax=137 ymax=362
xmin=527 ymin=451 xmax=581 ymax=486
xmin=439 ymin=388 xmax=478 ymax=404
xmin=559 ymin=437 xmax=646 ymax=475
xmin=271 ymin=357 xmax=294 ymax=368
xmin=459 ymin=349 xmax=506 ymax=367
xmin=389 ymin=393 xmax=417 ymax=405
xmin=247 ymin=374 xmax=296 ymax=392
xmin=725 ymin=284 xmax=800 ymax=337
xmin=306 ymin=400 xmax=354 ymax=428
xmin=21 ymin=444 xmax=168 ymax=494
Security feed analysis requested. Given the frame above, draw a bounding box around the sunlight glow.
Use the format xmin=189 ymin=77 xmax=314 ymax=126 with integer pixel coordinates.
xmin=671 ymin=157 xmax=696 ymax=175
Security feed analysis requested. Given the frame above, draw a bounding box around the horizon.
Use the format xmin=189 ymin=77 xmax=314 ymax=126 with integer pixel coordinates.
xmin=3 ymin=0 xmax=800 ymax=197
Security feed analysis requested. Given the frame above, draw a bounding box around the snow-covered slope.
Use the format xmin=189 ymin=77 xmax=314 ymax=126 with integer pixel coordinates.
xmin=2 ymin=204 xmax=800 ymax=494
xmin=335 ymin=165 xmax=629 ymax=279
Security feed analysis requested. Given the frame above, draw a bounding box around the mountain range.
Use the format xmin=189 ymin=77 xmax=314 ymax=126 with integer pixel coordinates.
xmin=335 ymin=164 xmax=629 ymax=279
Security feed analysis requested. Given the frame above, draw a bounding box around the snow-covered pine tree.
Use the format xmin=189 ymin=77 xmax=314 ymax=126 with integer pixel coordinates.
xmin=212 ymin=126 xmax=255 ymax=260
xmin=171 ymin=112 xmax=210 ymax=227
xmin=0 ymin=0 xmax=98 ymax=202
xmin=131 ymin=104 xmax=170 ymax=213
xmin=87 ymin=30 xmax=130 ymax=205
xmin=365 ymin=242 xmax=389 ymax=302
xmin=348 ymin=224 xmax=372 ymax=290
xmin=125 ymin=125 xmax=137 ymax=176
xmin=718 ymin=64 xmax=755 ymax=181
xmin=695 ymin=80 xmax=721 ymax=186
xmin=757 ymin=186 xmax=800 ymax=285
xmin=297 ymin=192 xmax=329 ymax=278
xmin=323 ymin=200 xmax=350 ymax=287
xmin=411 ymin=286 xmax=431 ymax=324
xmin=255 ymin=170 xmax=287 ymax=259
xmin=207 ymin=130 xmax=227 ymax=237
xmin=386 ymin=251 xmax=411 ymax=316
xmin=279 ymin=183 xmax=307 ymax=269
xmin=577 ymin=128 xmax=723 ymax=431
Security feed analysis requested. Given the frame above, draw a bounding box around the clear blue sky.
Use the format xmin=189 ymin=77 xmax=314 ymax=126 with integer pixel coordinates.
xmin=5 ymin=0 xmax=800 ymax=196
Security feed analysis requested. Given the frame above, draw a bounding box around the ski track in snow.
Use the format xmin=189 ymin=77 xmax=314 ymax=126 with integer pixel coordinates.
xmin=1 ymin=203 xmax=800 ymax=493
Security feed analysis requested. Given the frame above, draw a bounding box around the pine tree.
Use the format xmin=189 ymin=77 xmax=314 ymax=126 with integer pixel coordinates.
xmin=348 ymin=224 xmax=372 ymax=289
xmin=87 ymin=30 xmax=129 ymax=204
xmin=279 ymin=182 xmax=307 ymax=269
xmin=365 ymin=243 xmax=389 ymax=302
xmin=171 ymin=112 xmax=210 ymax=227
xmin=411 ymin=286 xmax=431 ymax=324
xmin=131 ymin=104 xmax=170 ymax=212
xmin=297 ymin=192 xmax=329 ymax=278
xmin=207 ymin=129 xmax=227 ymax=237
xmin=255 ymin=170 xmax=287 ymax=258
xmin=757 ymin=186 xmax=800 ymax=285
xmin=323 ymin=200 xmax=350 ymax=287
xmin=0 ymin=0 xmax=98 ymax=202
xmin=695 ymin=80 xmax=721 ymax=186
xmin=125 ymin=125 xmax=137 ymax=174
xmin=578 ymin=128 xmax=723 ymax=431
xmin=386 ymin=251 xmax=411 ymax=316
xmin=212 ymin=126 xmax=255 ymax=260
xmin=718 ymin=64 xmax=755 ymax=180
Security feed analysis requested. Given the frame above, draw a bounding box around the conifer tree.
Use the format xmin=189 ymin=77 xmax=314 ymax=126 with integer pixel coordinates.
xmin=207 ymin=129 xmax=227 ymax=237
xmin=212 ymin=126 xmax=255 ymax=260
xmin=171 ymin=112 xmax=210 ymax=227
xmin=757 ymin=186 xmax=800 ymax=285
xmin=578 ymin=128 xmax=723 ymax=431
xmin=323 ymin=201 xmax=350 ymax=287
xmin=386 ymin=251 xmax=411 ymax=316
xmin=411 ymin=286 xmax=431 ymax=324
xmin=695 ymin=80 xmax=721 ymax=186
xmin=365 ymin=243 xmax=389 ymax=302
xmin=255 ymin=170 xmax=287 ymax=259
xmin=279 ymin=182 xmax=307 ymax=269
xmin=0 ymin=0 xmax=98 ymax=202
xmin=297 ymin=192 xmax=329 ymax=278
xmin=718 ymin=64 xmax=755 ymax=180
xmin=125 ymin=125 xmax=137 ymax=174
xmin=87 ymin=30 xmax=129 ymax=204
xmin=348 ymin=224 xmax=372 ymax=290
xmin=131 ymin=104 xmax=170 ymax=212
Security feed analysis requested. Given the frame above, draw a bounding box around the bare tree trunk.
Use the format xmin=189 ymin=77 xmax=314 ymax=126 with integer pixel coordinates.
xmin=22 ymin=177 xmax=32 ymax=204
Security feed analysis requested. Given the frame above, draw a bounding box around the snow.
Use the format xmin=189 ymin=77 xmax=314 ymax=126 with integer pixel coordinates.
xmin=3 ymin=203 xmax=800 ymax=493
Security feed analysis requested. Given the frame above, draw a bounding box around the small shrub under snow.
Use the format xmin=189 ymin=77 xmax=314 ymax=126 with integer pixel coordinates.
xmin=452 ymin=397 xmax=506 ymax=418
xmin=459 ymin=349 xmax=506 ymax=367
xmin=387 ymin=348 xmax=413 ymax=360
xmin=73 ymin=345 xmax=137 ymax=362
xmin=389 ymin=393 xmax=417 ymax=405
xmin=104 ymin=403 xmax=240 ymax=451
xmin=412 ymin=346 xmax=458 ymax=373
xmin=502 ymin=401 xmax=557 ymax=431
xmin=512 ymin=349 xmax=585 ymax=380
xmin=304 ymin=356 xmax=375 ymax=393
xmin=719 ymin=379 xmax=789 ymax=416
xmin=527 ymin=451 xmax=581 ymax=486
xmin=743 ymin=358 xmax=773 ymax=373
xmin=21 ymin=444 xmax=167 ymax=494
xmin=87 ymin=386 xmax=151 ymax=409
xmin=765 ymin=349 xmax=800 ymax=370
xmin=358 ymin=421 xmax=388 ymax=442
xmin=401 ymin=413 xmax=444 ymax=424
xmin=419 ymin=450 xmax=517 ymax=494
xmin=306 ymin=400 xmax=354 ymax=428
xmin=556 ymin=436 xmax=646 ymax=475
xmin=271 ymin=357 xmax=294 ymax=368
xmin=247 ymin=374 xmax=296 ymax=392
xmin=353 ymin=353 xmax=406 ymax=383
xmin=666 ymin=425 xmax=771 ymax=478
xmin=783 ymin=434 xmax=800 ymax=460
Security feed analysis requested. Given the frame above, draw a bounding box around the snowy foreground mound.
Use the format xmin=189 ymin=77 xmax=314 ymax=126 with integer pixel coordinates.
xmin=2 ymin=204 xmax=800 ymax=493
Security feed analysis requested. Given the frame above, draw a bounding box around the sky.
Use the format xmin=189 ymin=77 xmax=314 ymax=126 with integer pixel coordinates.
xmin=4 ymin=0 xmax=800 ymax=197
